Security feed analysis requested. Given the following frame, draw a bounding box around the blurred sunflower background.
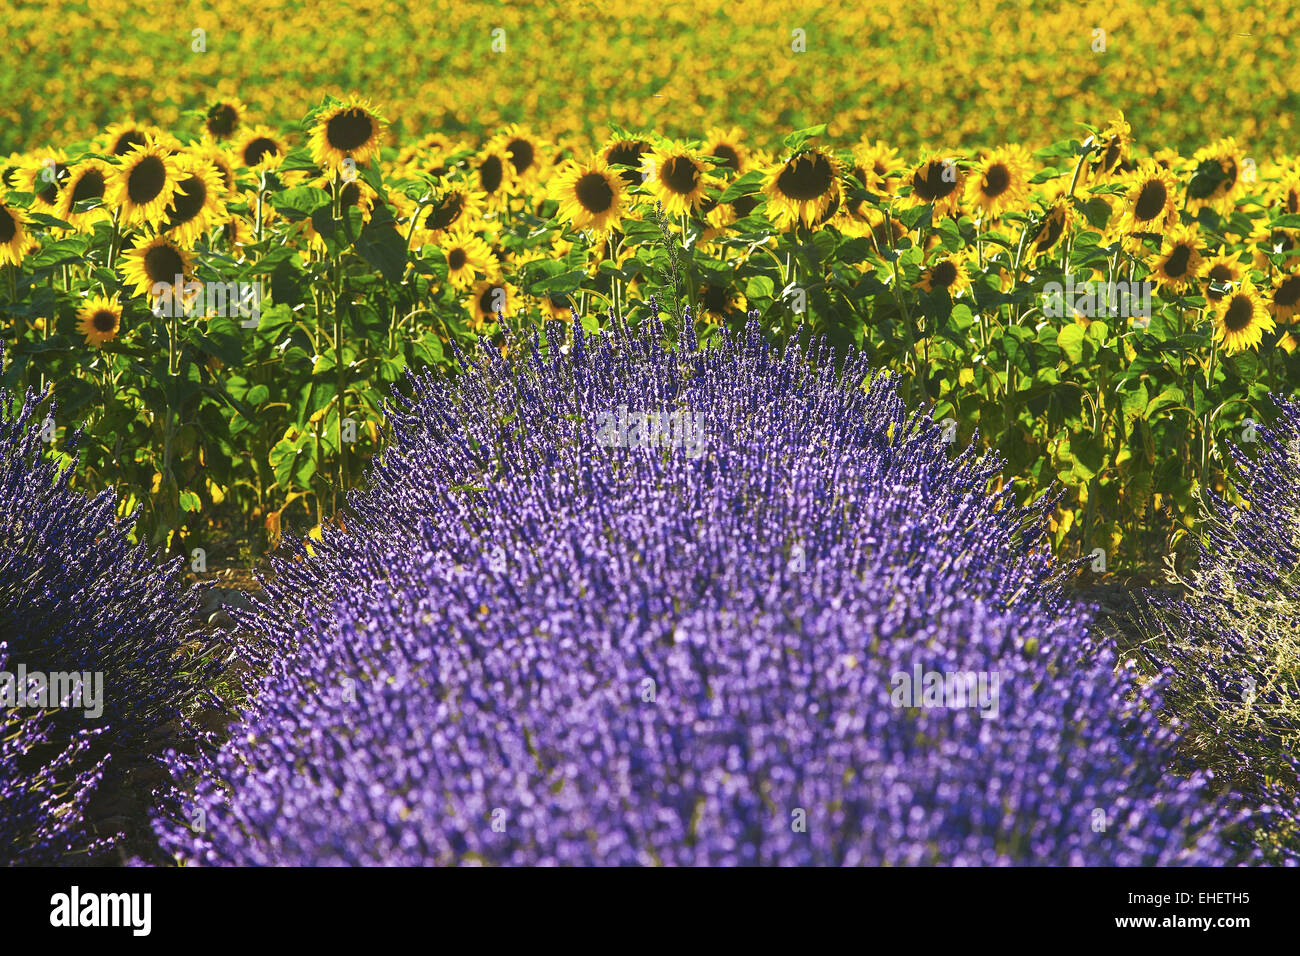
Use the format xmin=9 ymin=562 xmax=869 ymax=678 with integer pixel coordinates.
xmin=1 ymin=0 xmax=1295 ymax=156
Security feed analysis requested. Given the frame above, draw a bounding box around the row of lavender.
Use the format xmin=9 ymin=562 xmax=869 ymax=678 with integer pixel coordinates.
xmin=1 ymin=374 xmax=218 ymax=864
xmin=4 ymin=314 xmax=1297 ymax=864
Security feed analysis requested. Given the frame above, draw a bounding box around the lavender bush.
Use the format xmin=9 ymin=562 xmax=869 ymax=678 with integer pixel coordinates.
xmin=1132 ymin=394 xmax=1300 ymax=860
xmin=161 ymin=313 xmax=1259 ymax=865
xmin=1 ymin=378 xmax=218 ymax=864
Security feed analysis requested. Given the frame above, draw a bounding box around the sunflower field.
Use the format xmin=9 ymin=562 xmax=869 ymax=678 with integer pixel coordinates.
xmin=2 ymin=0 xmax=1300 ymax=878
xmin=4 ymin=89 xmax=1299 ymax=566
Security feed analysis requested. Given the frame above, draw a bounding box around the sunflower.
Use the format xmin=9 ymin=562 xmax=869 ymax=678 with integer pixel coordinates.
xmin=120 ymin=234 xmax=195 ymax=301
xmin=108 ymin=140 xmax=181 ymax=227
xmin=1249 ymin=223 xmax=1300 ymax=271
xmin=411 ymin=177 xmax=486 ymax=241
xmin=19 ymin=151 xmax=71 ymax=216
xmin=58 ymin=158 xmax=113 ymax=232
xmin=1087 ymin=113 xmax=1132 ymax=181
xmin=905 ymin=154 xmax=965 ymax=218
xmin=467 ymin=278 xmax=518 ymax=331
xmin=1 ymin=153 xmax=23 ymax=189
xmin=702 ymin=127 xmax=750 ymax=175
xmin=1149 ymin=225 xmax=1205 ymax=292
xmin=1189 ymin=138 xmax=1244 ymax=210
xmin=76 ymin=295 xmax=123 ymax=347
xmin=234 ymin=126 xmax=286 ymax=171
xmin=602 ymin=137 xmax=653 ymax=188
xmin=1212 ymin=279 xmax=1274 ymax=355
xmin=643 ymin=145 xmax=713 ymax=217
xmin=699 ymin=193 xmax=740 ymax=243
xmin=220 ymin=214 xmax=255 ymax=252
xmin=552 ymin=156 xmax=628 ymax=234
xmin=473 ymin=145 xmax=514 ymax=209
xmin=763 ymin=147 xmax=841 ymax=230
xmin=302 ymin=176 xmax=379 ymax=252
xmin=847 ymin=140 xmax=903 ymax=197
xmin=540 ymin=291 xmax=577 ymax=321
xmin=203 ymin=99 xmax=247 ymax=141
xmin=438 ymin=226 xmax=494 ymax=290
xmin=1201 ymin=254 xmax=1243 ymax=302
xmin=395 ymin=132 xmax=454 ymax=169
xmin=1029 ymin=199 xmax=1073 ymax=257
xmin=0 ymin=200 xmax=34 ymax=267
xmin=1116 ymin=161 xmax=1179 ymax=237
xmin=309 ymin=98 xmax=385 ymax=174
xmin=865 ymin=207 xmax=908 ymax=252
xmin=1276 ymin=172 xmax=1300 ymax=218
xmin=194 ymin=145 xmax=236 ymax=194
xmin=966 ymin=145 xmax=1032 ymax=218
xmin=99 ymin=122 xmax=153 ymax=158
xmin=1151 ymin=147 xmax=1183 ymax=174
xmin=1270 ymin=270 xmax=1300 ymax=320
xmin=493 ymin=124 xmax=550 ymax=186
xmin=915 ymin=254 xmax=971 ymax=296
xmin=161 ymin=153 xmax=228 ymax=247
xmin=697 ymin=281 xmax=748 ymax=323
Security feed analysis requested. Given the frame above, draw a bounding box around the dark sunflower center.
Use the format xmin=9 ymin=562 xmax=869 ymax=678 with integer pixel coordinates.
xmin=913 ymin=160 xmax=958 ymax=201
xmin=126 ymin=155 xmax=167 ymax=205
xmin=447 ymin=247 xmax=467 ymax=270
xmin=660 ymin=156 xmax=699 ymax=196
xmin=1134 ymin=180 xmax=1167 ymax=221
xmin=167 ymin=175 xmax=207 ymax=225
xmin=576 ymin=171 xmax=614 ymax=213
xmin=711 ymin=144 xmax=740 ymax=171
xmin=479 ymin=154 xmax=504 ymax=193
xmin=479 ymin=286 xmax=501 ymax=315
xmin=38 ymin=162 xmax=69 ymax=205
xmin=1276 ymin=276 xmax=1300 ymax=307
xmin=71 ymin=169 xmax=106 ymax=204
xmin=1223 ymin=295 xmax=1254 ymax=332
xmin=143 ymin=244 xmax=185 ymax=284
xmin=340 ymin=181 xmax=361 ymax=207
xmin=0 ymin=206 xmax=15 ymax=242
xmin=206 ymin=103 xmax=238 ymax=138
xmin=981 ymin=163 xmax=1011 ymax=198
xmin=931 ymin=260 xmax=958 ymax=288
xmin=732 ymin=194 xmax=759 ymax=217
xmin=243 ymin=137 xmax=280 ymax=166
xmin=777 ymin=153 xmax=833 ymax=201
xmin=1164 ymin=244 xmax=1192 ymax=278
xmin=92 ymin=309 xmax=117 ymax=333
xmin=326 ymin=108 xmax=374 ymax=152
xmin=704 ymin=284 xmax=728 ymax=312
xmin=606 ymin=141 xmax=649 ymax=186
xmin=1102 ymin=137 xmax=1121 ymax=171
xmin=1206 ymin=264 xmax=1233 ymax=300
xmin=506 ymin=138 xmax=535 ymax=175
xmin=1035 ymin=209 xmax=1066 ymax=250
xmin=112 ymin=131 xmax=148 ymax=156
xmin=426 ymin=194 xmax=464 ymax=231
